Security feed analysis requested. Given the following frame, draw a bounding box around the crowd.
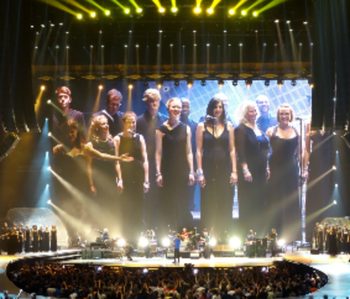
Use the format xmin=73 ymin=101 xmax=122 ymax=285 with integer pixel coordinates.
xmin=0 ymin=222 xmax=57 ymax=255
xmin=6 ymin=260 xmax=327 ymax=298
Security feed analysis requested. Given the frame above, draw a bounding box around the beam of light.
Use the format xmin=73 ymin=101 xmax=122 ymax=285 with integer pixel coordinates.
xmin=208 ymin=0 xmax=221 ymax=11
xmin=127 ymin=0 xmax=142 ymax=12
xmin=127 ymin=86 xmax=133 ymax=112
xmin=257 ymin=0 xmax=287 ymax=14
xmin=37 ymin=0 xmax=78 ymax=15
xmin=304 ymin=203 xmax=334 ymax=226
xmin=60 ymin=0 xmax=91 ymax=14
xmin=110 ymin=0 xmax=126 ymax=10
xmin=194 ymin=0 xmax=202 ymax=14
xmin=233 ymin=0 xmax=249 ymax=10
xmin=84 ymin=0 xmax=106 ymax=13
xmin=92 ymin=87 xmax=103 ymax=114
xmin=151 ymin=0 xmax=162 ymax=9
xmin=170 ymin=0 xmax=177 ymax=12
xmin=245 ymin=0 xmax=268 ymax=12
xmin=35 ymin=89 xmax=45 ymax=115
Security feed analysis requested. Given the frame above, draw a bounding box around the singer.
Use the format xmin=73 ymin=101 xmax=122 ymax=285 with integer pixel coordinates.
xmin=115 ymin=111 xmax=149 ymax=246
xmin=196 ymin=97 xmax=237 ymax=234
xmin=155 ymin=98 xmax=195 ymax=229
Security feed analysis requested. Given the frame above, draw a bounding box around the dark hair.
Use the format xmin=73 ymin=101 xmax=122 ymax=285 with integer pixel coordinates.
xmin=206 ymin=98 xmax=226 ymax=124
xmin=106 ymin=89 xmax=123 ymax=104
xmin=122 ymin=111 xmax=137 ymax=122
xmin=67 ymin=120 xmax=82 ymax=149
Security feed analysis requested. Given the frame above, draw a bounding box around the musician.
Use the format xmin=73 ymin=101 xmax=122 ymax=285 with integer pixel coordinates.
xmin=181 ymin=228 xmax=189 ymax=242
xmin=341 ymin=224 xmax=349 ymax=254
xmin=323 ymin=222 xmax=329 ymax=252
xmin=317 ymin=223 xmax=324 ymax=252
xmin=97 ymin=228 xmax=110 ymax=242
xmin=267 ymin=228 xmax=277 ymax=257
xmin=201 ymin=230 xmax=211 ymax=259
xmin=171 ymin=234 xmax=181 ymax=264
xmin=246 ymin=230 xmax=256 ymax=258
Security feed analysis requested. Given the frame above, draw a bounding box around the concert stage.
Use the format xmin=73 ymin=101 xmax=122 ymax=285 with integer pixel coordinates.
xmin=1 ymin=250 xmax=350 ymax=299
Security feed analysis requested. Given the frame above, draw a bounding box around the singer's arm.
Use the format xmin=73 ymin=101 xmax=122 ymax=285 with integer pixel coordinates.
xmin=228 ymin=123 xmax=238 ymax=185
xmin=196 ymin=122 xmax=206 ymax=187
xmin=155 ymin=129 xmax=164 ymax=187
xmin=114 ymin=136 xmax=123 ymax=194
xmin=302 ymin=122 xmax=311 ymax=179
xmin=186 ymin=125 xmax=195 ymax=185
xmin=140 ymin=135 xmax=150 ymax=192
xmin=83 ymin=142 xmax=132 ymax=161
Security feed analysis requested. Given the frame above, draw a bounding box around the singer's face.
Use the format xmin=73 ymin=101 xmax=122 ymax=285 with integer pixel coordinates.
xmin=245 ymin=106 xmax=258 ymax=123
xmin=213 ymin=102 xmax=223 ymax=118
xmin=57 ymin=93 xmax=71 ymax=110
xmin=168 ymin=99 xmax=182 ymax=119
xmin=145 ymin=96 xmax=160 ymax=111
xmin=256 ymin=96 xmax=270 ymax=114
xmin=69 ymin=128 xmax=78 ymax=143
xmin=107 ymin=96 xmax=122 ymax=115
xmin=181 ymin=101 xmax=190 ymax=117
xmin=278 ymin=107 xmax=291 ymax=123
xmin=97 ymin=116 xmax=109 ymax=134
xmin=124 ymin=116 xmax=136 ymax=132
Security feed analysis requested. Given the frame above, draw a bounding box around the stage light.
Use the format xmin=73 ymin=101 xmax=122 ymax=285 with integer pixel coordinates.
xmin=291 ymin=80 xmax=297 ymax=86
xmin=157 ymin=83 xmax=162 ymax=89
xmin=335 ymin=184 xmax=338 ymax=187
xmin=239 ymin=43 xmax=243 ymax=47
xmin=174 ymin=80 xmax=180 ymax=87
xmin=207 ymin=8 xmax=214 ymax=14
xmin=308 ymin=80 xmax=314 ymax=88
xmin=66 ymin=46 xmax=69 ymax=49
xmin=98 ymin=85 xmax=103 ymax=90
xmin=232 ymin=80 xmax=238 ymax=86
xmin=229 ymin=237 xmax=241 ymax=249
xmin=193 ymin=269 xmax=198 ymax=275
xmin=162 ymin=237 xmax=171 ymax=247
xmin=124 ymin=8 xmax=130 ymax=14
xmin=46 ymin=184 xmax=50 ymax=188
xmin=333 ymin=132 xmax=337 ymax=135
xmin=105 ymin=10 xmax=110 ymax=16
xmin=41 ymin=24 xmax=45 ymax=28
xmin=48 ymin=132 xmax=52 ymax=137
xmin=41 ymin=85 xmax=46 ymax=91
xmin=265 ymin=80 xmax=270 ymax=86
xmin=171 ymin=7 xmax=178 ymax=13
xmin=136 ymin=8 xmax=143 ymax=13
xmin=117 ymin=238 xmax=126 ymax=247
xmin=209 ymin=238 xmax=217 ymax=247
xmin=286 ymin=20 xmax=290 ymax=24
xmin=194 ymin=7 xmax=201 ymax=14
xmin=277 ymin=239 xmax=285 ymax=247
xmin=218 ymin=79 xmax=224 ymax=88
xmin=159 ymin=7 xmax=165 ymax=13
xmin=77 ymin=13 xmax=83 ymax=20
xmin=47 ymin=166 xmax=51 ymax=171
xmin=333 ymin=165 xmax=337 ymax=170
xmin=275 ymin=19 xmax=279 ymax=23
xmin=47 ymin=199 xmax=52 ymax=204
xmin=45 ymin=118 xmax=48 ymax=121
xmin=252 ymin=11 xmax=258 ymax=17
xmin=90 ymin=12 xmax=96 ymax=18
xmin=333 ymin=200 xmax=337 ymax=205
xmin=245 ymin=79 xmax=252 ymax=88
xmin=187 ymin=80 xmax=193 ymax=88
xmin=277 ymin=79 xmax=283 ymax=87
xmin=241 ymin=10 xmax=247 ymax=16
xmin=143 ymin=268 xmax=149 ymax=274
xmin=228 ymin=8 xmax=235 ymax=15
xmin=336 ymin=150 xmax=339 ymax=154
xmin=47 ymin=100 xmax=51 ymax=104
xmin=97 ymin=266 xmax=102 ymax=271
xmin=201 ymin=80 xmax=206 ymax=86
xmin=303 ymin=21 xmax=308 ymax=25
xmin=139 ymin=236 xmax=149 ymax=248
xmin=128 ymin=84 xmax=133 ymax=89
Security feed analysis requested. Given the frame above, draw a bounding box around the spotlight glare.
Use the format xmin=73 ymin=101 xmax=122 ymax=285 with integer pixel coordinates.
xmin=252 ymin=11 xmax=258 ymax=17
xmin=105 ymin=10 xmax=110 ymax=16
xmin=332 ymin=165 xmax=337 ymax=170
xmin=47 ymin=199 xmax=52 ymax=204
xmin=209 ymin=238 xmax=217 ymax=247
xmin=128 ymin=84 xmax=133 ymax=89
xmin=187 ymin=83 xmax=192 ymax=88
xmin=333 ymin=132 xmax=337 ymax=135
xmin=47 ymin=166 xmax=51 ymax=171
xmin=48 ymin=132 xmax=52 ymax=137
xmin=335 ymin=184 xmax=338 ymax=187
xmin=171 ymin=7 xmax=178 ymax=13
xmin=47 ymin=100 xmax=51 ymax=104
xmin=207 ymin=8 xmax=214 ymax=14
xmin=90 ymin=11 xmax=96 ymax=18
xmin=157 ymin=83 xmax=162 ymax=89
xmin=125 ymin=8 xmax=130 ymax=14
xmin=136 ymin=8 xmax=143 ymax=13
xmin=241 ymin=10 xmax=247 ymax=16
xmin=117 ymin=238 xmax=126 ymax=247
xmin=159 ymin=7 xmax=165 ymax=13
xmin=303 ymin=21 xmax=308 ymax=25
xmin=277 ymin=239 xmax=285 ymax=247
xmin=333 ymin=200 xmax=337 ymax=205
xmin=143 ymin=268 xmax=148 ymax=274
xmin=229 ymin=237 xmax=241 ymax=248
xmin=162 ymin=237 xmax=171 ymax=247
xmin=139 ymin=236 xmax=149 ymax=248
xmin=98 ymin=85 xmax=103 ymax=90
xmin=46 ymin=184 xmax=49 ymax=188
xmin=194 ymin=7 xmax=201 ymax=14
xmin=228 ymin=9 xmax=235 ymax=15
xmin=275 ymin=19 xmax=279 ymax=23
xmin=77 ymin=13 xmax=83 ymax=20
xmin=41 ymin=85 xmax=46 ymax=91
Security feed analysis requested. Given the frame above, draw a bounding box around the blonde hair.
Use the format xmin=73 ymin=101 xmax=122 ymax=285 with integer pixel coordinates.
xmin=56 ymin=86 xmax=71 ymax=96
xmin=88 ymin=114 xmax=113 ymax=142
xmin=166 ymin=98 xmax=182 ymax=110
xmin=235 ymin=100 xmax=259 ymax=125
xmin=276 ymin=103 xmax=294 ymax=122
xmin=143 ymin=88 xmax=161 ymax=102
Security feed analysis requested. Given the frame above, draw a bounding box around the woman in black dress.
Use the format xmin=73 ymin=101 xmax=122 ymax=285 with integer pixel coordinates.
xmin=196 ymin=98 xmax=237 ymax=234
xmin=235 ymin=100 xmax=270 ymax=236
xmin=328 ymin=226 xmax=337 ymax=257
xmin=267 ymin=103 xmax=301 ymax=241
xmin=51 ymin=225 xmax=57 ymax=252
xmin=17 ymin=227 xmax=23 ymax=253
xmin=32 ymin=225 xmax=39 ymax=253
xmin=43 ymin=226 xmax=50 ymax=252
xmin=115 ymin=111 xmax=149 ymax=245
xmin=38 ymin=225 xmax=43 ymax=252
xmin=155 ymin=98 xmax=195 ymax=230
xmin=24 ymin=225 xmax=31 ymax=252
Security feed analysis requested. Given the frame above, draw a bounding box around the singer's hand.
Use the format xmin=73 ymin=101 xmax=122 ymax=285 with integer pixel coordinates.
xmin=119 ymin=153 xmax=134 ymax=162
xmin=156 ymin=174 xmax=163 ymax=187
xmin=198 ymin=175 xmax=206 ymax=188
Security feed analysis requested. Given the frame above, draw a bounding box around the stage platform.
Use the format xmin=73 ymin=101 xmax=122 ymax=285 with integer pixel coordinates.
xmin=1 ymin=250 xmax=350 ymax=298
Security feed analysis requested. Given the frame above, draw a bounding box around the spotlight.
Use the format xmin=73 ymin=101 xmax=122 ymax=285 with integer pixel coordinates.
xmin=252 ymin=11 xmax=258 ymax=17
xmin=187 ymin=80 xmax=193 ymax=88
xmin=124 ymin=8 xmax=130 ymax=14
xmin=194 ymin=7 xmax=201 ymax=14
xmin=45 ymin=118 xmax=48 ymax=121
xmin=128 ymin=84 xmax=133 ymax=89
xmin=277 ymin=239 xmax=285 ymax=247
xmin=264 ymin=80 xmax=270 ymax=87
xmin=174 ymin=80 xmax=180 ymax=87
xmin=218 ymin=79 xmax=224 ymax=88
xmin=161 ymin=237 xmax=171 ymax=247
xmin=333 ymin=132 xmax=337 ymax=135
xmin=201 ymin=80 xmax=206 ymax=86
xmin=232 ymin=80 xmax=238 ymax=86
xmin=90 ymin=12 xmax=96 ymax=18
xmin=303 ymin=21 xmax=308 ymax=25
xmin=277 ymin=79 xmax=283 ymax=87
xmin=308 ymin=80 xmax=314 ymax=88
xmin=139 ymin=236 xmax=149 ymax=248
xmin=207 ymin=8 xmax=214 ymax=14
xmin=136 ymin=8 xmax=143 ymax=13
xmin=143 ymin=268 xmax=149 ymax=274
xmin=98 ymin=85 xmax=103 ymax=90
xmin=159 ymin=7 xmax=165 ymax=13
xmin=46 ymin=184 xmax=50 ymax=188
xmin=157 ymin=83 xmax=162 ymax=89
xmin=104 ymin=10 xmax=110 ymax=16
xmin=333 ymin=166 xmax=337 ymax=170
xmin=48 ymin=132 xmax=52 ymax=137
xmin=193 ymin=269 xmax=198 ymax=275
xmin=333 ymin=200 xmax=337 ymax=205
xmin=209 ymin=238 xmax=217 ymax=247
xmin=117 ymin=238 xmax=126 ymax=247
xmin=229 ymin=237 xmax=241 ymax=249
xmin=47 ymin=199 xmax=52 ymax=204
xmin=77 ymin=13 xmax=83 ymax=20
xmin=241 ymin=10 xmax=247 ymax=16
xmin=291 ymin=80 xmax=297 ymax=86
xmin=228 ymin=9 xmax=235 ymax=15
xmin=335 ymin=184 xmax=338 ymax=187
xmin=47 ymin=100 xmax=51 ymax=104
xmin=41 ymin=85 xmax=46 ymax=91
xmin=47 ymin=166 xmax=51 ymax=171
xmin=275 ymin=19 xmax=279 ymax=23
xmin=286 ymin=20 xmax=290 ymax=24
xmin=171 ymin=7 xmax=178 ymax=13
xmin=245 ymin=79 xmax=252 ymax=88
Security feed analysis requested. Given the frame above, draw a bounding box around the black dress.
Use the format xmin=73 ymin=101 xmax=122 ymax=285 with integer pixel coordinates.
xmin=200 ymin=123 xmax=234 ymax=233
xmin=157 ymin=122 xmax=192 ymax=229
xmin=25 ymin=229 xmax=31 ymax=252
xmin=328 ymin=231 xmax=337 ymax=256
xmin=268 ymin=126 xmax=301 ymax=241
xmin=18 ymin=230 xmax=23 ymax=253
xmin=51 ymin=229 xmax=57 ymax=251
xmin=32 ymin=229 xmax=39 ymax=252
xmin=43 ymin=231 xmax=50 ymax=252
xmin=235 ymin=124 xmax=269 ymax=235
xmin=118 ymin=134 xmax=145 ymax=245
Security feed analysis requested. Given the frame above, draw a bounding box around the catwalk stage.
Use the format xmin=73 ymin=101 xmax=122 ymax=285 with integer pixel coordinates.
xmin=1 ymin=250 xmax=350 ymax=299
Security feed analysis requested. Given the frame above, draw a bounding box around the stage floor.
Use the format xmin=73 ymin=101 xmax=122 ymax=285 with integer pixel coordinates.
xmin=1 ymin=250 xmax=350 ymax=298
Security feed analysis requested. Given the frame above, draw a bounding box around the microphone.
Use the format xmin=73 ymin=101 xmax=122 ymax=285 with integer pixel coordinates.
xmin=205 ymin=115 xmax=217 ymax=121
xmin=295 ymin=117 xmax=303 ymax=121
xmin=127 ymin=129 xmax=139 ymax=138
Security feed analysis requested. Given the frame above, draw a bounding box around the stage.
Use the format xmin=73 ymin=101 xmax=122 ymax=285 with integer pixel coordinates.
xmin=1 ymin=250 xmax=350 ymax=298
